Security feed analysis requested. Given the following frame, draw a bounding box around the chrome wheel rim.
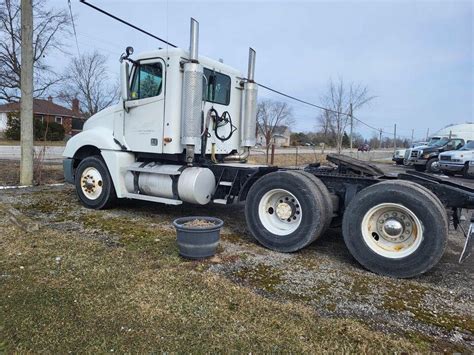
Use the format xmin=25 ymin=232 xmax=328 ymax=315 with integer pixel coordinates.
xmin=258 ymin=188 xmax=302 ymax=236
xmin=80 ymin=167 xmax=103 ymax=200
xmin=361 ymin=203 xmax=423 ymax=258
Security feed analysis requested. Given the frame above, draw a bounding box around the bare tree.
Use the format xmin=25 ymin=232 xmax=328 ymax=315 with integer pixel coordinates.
xmin=59 ymin=51 xmax=119 ymax=117
xmin=257 ymin=99 xmax=294 ymax=163
xmin=0 ymin=0 xmax=71 ymax=102
xmin=318 ymin=78 xmax=375 ymax=153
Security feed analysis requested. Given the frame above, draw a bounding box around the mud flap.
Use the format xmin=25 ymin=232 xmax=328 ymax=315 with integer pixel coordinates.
xmin=459 ymin=218 xmax=473 ymax=263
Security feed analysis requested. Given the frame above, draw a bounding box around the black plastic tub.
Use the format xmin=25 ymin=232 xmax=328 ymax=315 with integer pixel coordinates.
xmin=173 ymin=216 xmax=224 ymax=259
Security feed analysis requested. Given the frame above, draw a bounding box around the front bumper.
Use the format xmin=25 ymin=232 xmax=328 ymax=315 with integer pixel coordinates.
xmin=63 ymin=158 xmax=74 ymax=184
xmin=412 ymin=158 xmax=427 ymax=166
xmin=439 ymin=162 xmax=464 ymax=172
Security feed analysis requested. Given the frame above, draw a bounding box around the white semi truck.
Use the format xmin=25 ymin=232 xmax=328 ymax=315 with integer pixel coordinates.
xmin=63 ymin=18 xmax=473 ymax=278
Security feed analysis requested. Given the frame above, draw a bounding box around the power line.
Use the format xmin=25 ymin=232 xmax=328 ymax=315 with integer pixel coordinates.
xmin=79 ymin=0 xmax=177 ymax=48
xmin=68 ymin=0 xmax=81 ymax=55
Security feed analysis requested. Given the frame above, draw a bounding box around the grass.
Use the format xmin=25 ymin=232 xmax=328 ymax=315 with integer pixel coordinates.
xmin=0 ymin=206 xmax=431 ymax=353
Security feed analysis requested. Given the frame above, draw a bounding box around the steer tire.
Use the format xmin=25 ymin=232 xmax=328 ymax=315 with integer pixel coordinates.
xmin=245 ymin=171 xmax=328 ymax=252
xmin=75 ymin=156 xmax=117 ymax=209
xmin=462 ymin=163 xmax=471 ymax=179
xmin=426 ymin=157 xmax=440 ymax=173
xmin=342 ymin=180 xmax=448 ymax=278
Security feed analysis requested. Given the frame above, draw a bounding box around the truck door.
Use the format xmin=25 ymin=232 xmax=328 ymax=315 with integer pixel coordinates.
xmin=123 ymin=58 xmax=166 ymax=153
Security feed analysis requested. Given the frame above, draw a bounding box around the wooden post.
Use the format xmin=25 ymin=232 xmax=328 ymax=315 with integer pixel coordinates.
xmin=270 ymin=144 xmax=275 ymax=165
xmin=349 ymin=103 xmax=353 ymax=152
xmin=20 ymin=0 xmax=34 ymax=185
xmin=393 ymin=124 xmax=397 ymax=153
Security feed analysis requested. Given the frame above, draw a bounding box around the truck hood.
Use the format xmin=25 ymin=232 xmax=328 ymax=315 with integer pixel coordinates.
xmin=440 ymin=150 xmax=474 ymax=159
xmin=413 ymin=145 xmax=441 ymax=154
xmin=83 ymin=104 xmax=121 ymax=131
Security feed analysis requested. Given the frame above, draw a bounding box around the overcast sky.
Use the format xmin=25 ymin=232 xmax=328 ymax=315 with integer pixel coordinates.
xmin=50 ymin=0 xmax=473 ymax=140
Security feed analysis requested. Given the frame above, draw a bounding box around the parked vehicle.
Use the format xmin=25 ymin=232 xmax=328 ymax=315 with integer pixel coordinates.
xmin=409 ymin=137 xmax=465 ymax=173
xmin=439 ymin=141 xmax=474 ymax=177
xmin=403 ymin=142 xmax=427 ymax=165
xmin=358 ymin=144 xmax=370 ymax=152
xmin=63 ymin=17 xmax=473 ymax=279
xmin=392 ymin=149 xmax=406 ymax=165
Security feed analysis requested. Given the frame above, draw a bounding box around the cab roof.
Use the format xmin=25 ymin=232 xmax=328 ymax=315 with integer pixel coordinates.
xmin=134 ymin=47 xmax=243 ymax=77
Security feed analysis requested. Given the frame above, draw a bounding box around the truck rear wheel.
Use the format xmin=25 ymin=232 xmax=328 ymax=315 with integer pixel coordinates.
xmin=342 ymin=180 xmax=447 ymax=278
xmin=245 ymin=171 xmax=329 ymax=252
xmin=75 ymin=156 xmax=117 ymax=209
xmin=286 ymin=170 xmax=333 ymax=232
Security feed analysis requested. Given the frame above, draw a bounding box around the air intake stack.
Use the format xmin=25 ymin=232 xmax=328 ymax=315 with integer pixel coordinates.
xmin=241 ymin=48 xmax=258 ymax=148
xmin=181 ymin=18 xmax=203 ymax=165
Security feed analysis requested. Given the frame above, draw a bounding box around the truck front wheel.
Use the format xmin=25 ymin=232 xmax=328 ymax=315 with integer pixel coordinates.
xmin=342 ymin=180 xmax=447 ymax=278
xmin=244 ymin=171 xmax=329 ymax=252
xmin=426 ymin=157 xmax=440 ymax=173
xmin=75 ymin=156 xmax=116 ymax=209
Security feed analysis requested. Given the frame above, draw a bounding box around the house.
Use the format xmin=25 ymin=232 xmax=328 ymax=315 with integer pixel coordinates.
xmin=0 ymin=97 xmax=86 ymax=138
xmin=257 ymin=125 xmax=291 ymax=147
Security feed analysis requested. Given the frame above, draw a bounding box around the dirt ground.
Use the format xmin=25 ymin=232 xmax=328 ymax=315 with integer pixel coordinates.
xmin=0 ymin=160 xmax=64 ymax=186
xmin=0 ymin=159 xmax=473 ymax=352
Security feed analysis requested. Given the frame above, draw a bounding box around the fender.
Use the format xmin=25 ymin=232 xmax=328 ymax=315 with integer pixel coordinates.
xmin=63 ymin=128 xmax=121 ymax=158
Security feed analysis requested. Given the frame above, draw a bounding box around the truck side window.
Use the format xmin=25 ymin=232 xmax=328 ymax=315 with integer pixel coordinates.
xmin=203 ymin=68 xmax=231 ymax=105
xmin=130 ymin=62 xmax=163 ymax=100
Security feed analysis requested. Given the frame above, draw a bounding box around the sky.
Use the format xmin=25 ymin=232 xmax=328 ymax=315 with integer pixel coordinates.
xmin=48 ymin=0 xmax=473 ymax=140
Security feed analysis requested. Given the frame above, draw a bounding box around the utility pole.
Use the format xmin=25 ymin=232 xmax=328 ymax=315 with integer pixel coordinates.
xmin=411 ymin=129 xmax=414 ymax=145
xmin=20 ymin=0 xmax=34 ymax=185
xmin=393 ymin=123 xmax=397 ymax=153
xmin=426 ymin=128 xmax=430 ymax=141
xmin=449 ymin=130 xmax=452 ymax=139
xmin=379 ymin=129 xmax=382 ymax=149
xmin=349 ymin=103 xmax=353 ymax=152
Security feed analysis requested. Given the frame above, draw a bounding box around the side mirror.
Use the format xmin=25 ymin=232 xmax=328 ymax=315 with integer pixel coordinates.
xmin=120 ymin=61 xmax=130 ymax=102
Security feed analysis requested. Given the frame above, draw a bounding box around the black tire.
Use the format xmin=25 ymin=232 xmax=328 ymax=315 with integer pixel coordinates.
xmin=426 ymin=157 xmax=440 ymax=173
xmin=462 ymin=163 xmax=471 ymax=179
xmin=342 ymin=180 xmax=448 ymax=278
xmin=244 ymin=171 xmax=328 ymax=252
xmin=414 ymin=164 xmax=426 ymax=172
xmin=286 ymin=170 xmax=333 ymax=233
xmin=395 ymin=160 xmax=403 ymax=165
xmin=75 ymin=156 xmax=117 ymax=209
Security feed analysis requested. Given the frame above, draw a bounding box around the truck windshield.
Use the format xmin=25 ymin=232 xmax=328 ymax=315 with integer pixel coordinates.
xmin=431 ymin=138 xmax=449 ymax=147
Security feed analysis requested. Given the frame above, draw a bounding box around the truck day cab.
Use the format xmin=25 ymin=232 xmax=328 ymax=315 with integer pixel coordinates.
xmin=63 ymin=19 xmax=473 ymax=278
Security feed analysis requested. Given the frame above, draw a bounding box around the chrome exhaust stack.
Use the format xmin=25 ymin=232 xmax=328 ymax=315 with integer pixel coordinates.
xmin=181 ymin=18 xmax=203 ymax=165
xmin=225 ymin=48 xmax=258 ymax=163
xmin=240 ymin=48 xmax=258 ymax=149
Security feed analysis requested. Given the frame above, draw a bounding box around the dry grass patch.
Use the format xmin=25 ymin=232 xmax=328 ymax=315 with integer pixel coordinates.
xmin=0 ymin=206 xmax=430 ymax=353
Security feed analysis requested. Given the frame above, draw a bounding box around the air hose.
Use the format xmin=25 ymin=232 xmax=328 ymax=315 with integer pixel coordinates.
xmin=209 ymin=107 xmax=236 ymax=142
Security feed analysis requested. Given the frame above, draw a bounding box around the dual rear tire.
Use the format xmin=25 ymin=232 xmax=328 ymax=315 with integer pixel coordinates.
xmin=246 ymin=172 xmax=448 ymax=278
xmin=244 ymin=171 xmax=332 ymax=252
